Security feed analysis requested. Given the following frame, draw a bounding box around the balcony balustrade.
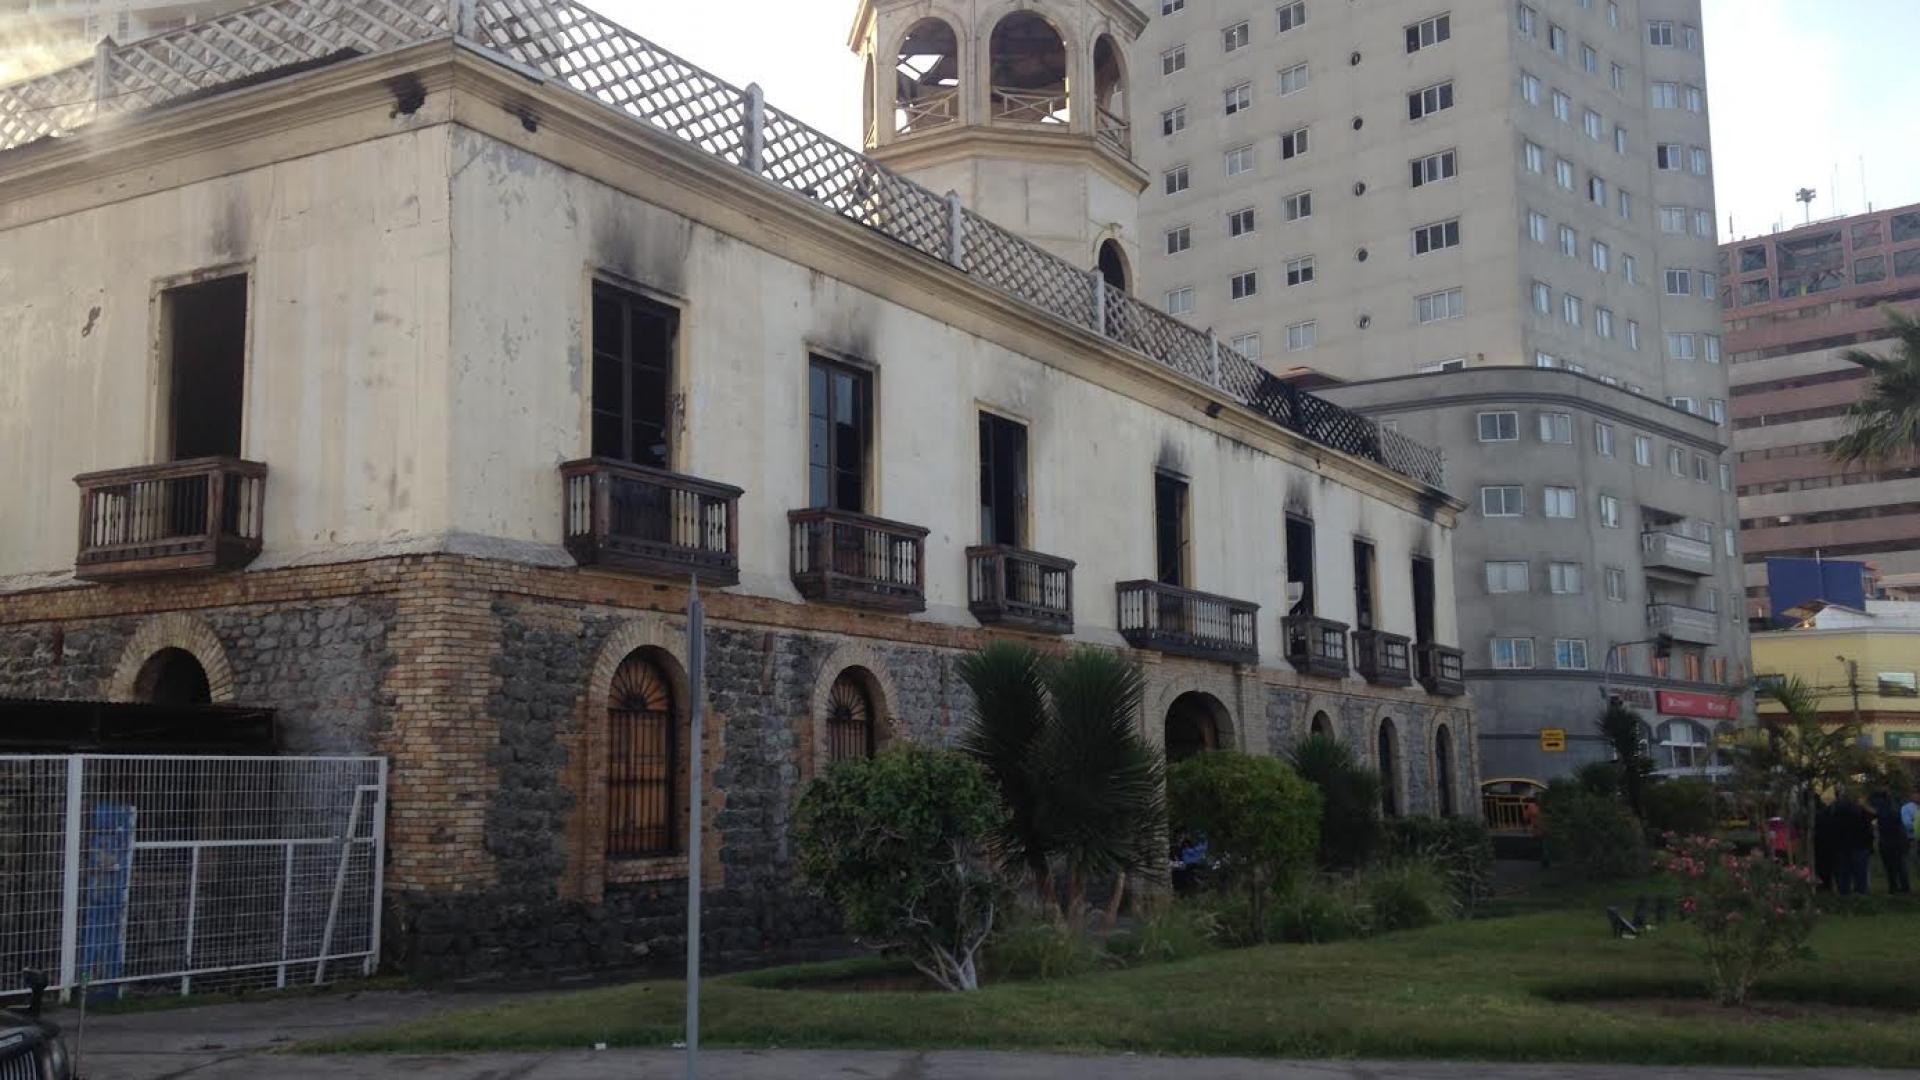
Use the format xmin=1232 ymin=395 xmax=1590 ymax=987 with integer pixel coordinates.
xmin=1415 ymin=643 xmax=1466 ymax=696
xmin=789 ymin=508 xmax=928 ymax=612
xmin=1282 ymin=614 xmax=1350 ymax=678
xmin=561 ymin=459 xmax=742 ymax=585
xmin=967 ymin=546 xmax=1074 ymax=635
xmin=74 ymin=457 xmax=266 ymax=580
xmin=1352 ymin=629 xmax=1413 ymax=687
xmin=1116 ymin=581 xmax=1258 ymax=664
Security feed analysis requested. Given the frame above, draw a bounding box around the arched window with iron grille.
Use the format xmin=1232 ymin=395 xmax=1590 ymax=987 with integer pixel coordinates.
xmin=607 ymin=650 xmax=676 ymax=858
xmin=825 ymin=669 xmax=878 ymax=764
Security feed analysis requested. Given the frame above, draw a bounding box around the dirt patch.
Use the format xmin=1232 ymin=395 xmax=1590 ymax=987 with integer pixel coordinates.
xmin=1581 ymin=997 xmax=1915 ymax=1024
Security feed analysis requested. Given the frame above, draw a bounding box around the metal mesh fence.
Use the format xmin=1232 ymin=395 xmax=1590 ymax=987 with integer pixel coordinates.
xmin=0 ymin=756 xmax=384 ymax=998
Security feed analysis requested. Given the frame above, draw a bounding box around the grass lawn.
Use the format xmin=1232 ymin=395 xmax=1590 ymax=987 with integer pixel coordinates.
xmin=309 ymin=885 xmax=1920 ymax=1067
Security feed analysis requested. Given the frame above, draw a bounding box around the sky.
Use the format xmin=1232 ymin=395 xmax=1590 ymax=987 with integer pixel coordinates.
xmin=600 ymin=0 xmax=1920 ymax=246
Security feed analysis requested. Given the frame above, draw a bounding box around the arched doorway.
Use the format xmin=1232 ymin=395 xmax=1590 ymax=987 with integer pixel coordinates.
xmin=1309 ymin=710 xmax=1333 ymax=739
xmin=990 ymin=13 xmax=1069 ymax=124
xmin=133 ymin=647 xmax=212 ymax=706
xmin=825 ymin=668 xmax=882 ymax=764
xmin=1097 ymin=238 xmax=1129 ymax=292
xmin=1164 ymin=691 xmax=1228 ymax=763
xmin=1433 ymin=724 xmax=1455 ymax=817
xmin=606 ymin=649 xmax=679 ymax=858
xmin=894 ymin=17 xmax=961 ymax=135
xmin=1377 ymin=717 xmax=1401 ymax=817
xmin=1092 ymin=33 xmax=1127 ymax=148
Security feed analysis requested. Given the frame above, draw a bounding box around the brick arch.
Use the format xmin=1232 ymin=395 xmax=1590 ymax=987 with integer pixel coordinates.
xmin=1147 ymin=674 xmax=1239 ymax=753
xmin=108 ymin=613 xmax=236 ymax=703
xmin=805 ymin=642 xmax=902 ymax=776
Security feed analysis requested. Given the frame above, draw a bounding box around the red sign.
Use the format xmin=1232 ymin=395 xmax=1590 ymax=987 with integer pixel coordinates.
xmin=1657 ymin=690 xmax=1736 ymax=720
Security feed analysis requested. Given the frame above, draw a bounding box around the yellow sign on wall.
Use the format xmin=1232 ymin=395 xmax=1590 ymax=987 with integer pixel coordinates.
xmin=1539 ymin=728 xmax=1567 ymax=752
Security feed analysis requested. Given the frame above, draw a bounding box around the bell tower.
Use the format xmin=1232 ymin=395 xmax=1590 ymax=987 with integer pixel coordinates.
xmin=849 ymin=0 xmax=1149 ymax=290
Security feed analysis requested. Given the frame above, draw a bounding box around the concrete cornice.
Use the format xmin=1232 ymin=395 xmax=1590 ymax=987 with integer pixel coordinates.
xmin=869 ymin=121 xmax=1150 ymax=193
xmin=0 ymin=39 xmax=1456 ymax=523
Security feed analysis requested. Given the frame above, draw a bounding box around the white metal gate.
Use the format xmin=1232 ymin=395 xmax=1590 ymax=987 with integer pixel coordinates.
xmin=0 ymin=755 xmax=385 ymax=997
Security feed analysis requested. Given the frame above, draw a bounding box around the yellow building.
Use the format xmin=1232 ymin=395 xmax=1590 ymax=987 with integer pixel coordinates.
xmin=1750 ymin=602 xmax=1920 ymax=769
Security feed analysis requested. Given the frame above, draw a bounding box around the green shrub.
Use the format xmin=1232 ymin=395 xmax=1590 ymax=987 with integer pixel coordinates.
xmin=986 ymin=918 xmax=1107 ymax=981
xmin=1268 ymin=876 xmax=1373 ymax=944
xmin=1642 ymin=778 xmax=1719 ymax=837
xmin=1363 ymin=859 xmax=1460 ymax=932
xmin=1384 ymin=817 xmax=1495 ymax=910
xmin=1103 ymin=904 xmax=1221 ymax=966
xmin=1574 ymin=760 xmax=1624 ymax=798
xmin=1539 ymin=779 xmax=1649 ymax=881
xmin=1167 ymin=751 xmax=1321 ymax=941
xmin=793 ymin=746 xmax=1006 ymax=991
xmin=1287 ymin=735 xmax=1383 ymax=870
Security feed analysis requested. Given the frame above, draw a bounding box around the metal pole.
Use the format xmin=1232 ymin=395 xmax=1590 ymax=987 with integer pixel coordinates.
xmin=685 ymin=578 xmax=706 ymax=1080
xmin=58 ymin=756 xmax=84 ymax=998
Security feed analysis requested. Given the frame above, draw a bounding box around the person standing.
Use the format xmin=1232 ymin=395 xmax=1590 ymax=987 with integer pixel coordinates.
xmin=1904 ymin=788 xmax=1920 ymax=860
xmin=1831 ymin=792 xmax=1874 ymax=896
xmin=1872 ymin=790 xmax=1910 ymax=894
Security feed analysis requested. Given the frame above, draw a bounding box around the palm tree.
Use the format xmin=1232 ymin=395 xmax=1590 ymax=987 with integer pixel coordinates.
xmin=1831 ymin=309 xmax=1920 ymax=464
xmin=1723 ymin=675 xmax=1878 ymax=865
xmin=957 ymin=642 xmax=1164 ymax=926
xmin=1595 ymin=700 xmax=1653 ymax=818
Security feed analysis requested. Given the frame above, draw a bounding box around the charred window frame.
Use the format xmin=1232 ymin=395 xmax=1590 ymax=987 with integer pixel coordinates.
xmin=1411 ymin=555 xmax=1436 ymax=644
xmin=1285 ymin=513 xmax=1315 ymax=616
xmin=808 ymin=355 xmax=873 ymax=512
xmin=1154 ymin=471 xmax=1190 ymax=587
xmin=978 ymin=411 xmax=1029 ymax=547
xmin=159 ymin=272 xmax=249 ymax=461
xmin=1352 ymin=538 xmax=1377 ymax=631
xmin=591 ymin=281 xmax=676 ymax=468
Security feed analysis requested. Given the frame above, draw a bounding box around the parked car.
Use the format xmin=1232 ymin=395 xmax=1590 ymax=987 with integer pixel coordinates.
xmin=1 ymin=972 xmax=74 ymax=1079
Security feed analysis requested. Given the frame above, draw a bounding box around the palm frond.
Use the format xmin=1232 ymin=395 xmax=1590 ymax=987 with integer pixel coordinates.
xmin=1832 ymin=310 xmax=1920 ymax=464
xmin=1036 ymin=649 xmax=1164 ymax=882
xmin=956 ymin=641 xmax=1051 ymax=884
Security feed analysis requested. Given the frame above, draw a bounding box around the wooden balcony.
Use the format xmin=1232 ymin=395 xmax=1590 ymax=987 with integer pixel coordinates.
xmin=1115 ymin=581 xmax=1258 ymax=665
xmin=967 ymin=546 xmax=1075 ymax=635
xmin=1415 ymin=643 xmax=1467 ymax=697
xmin=1282 ymin=614 xmax=1350 ymax=679
xmin=74 ymin=457 xmax=266 ymax=581
xmin=561 ymin=459 xmax=743 ymax=586
xmin=789 ymin=508 xmax=929 ymax=613
xmin=1352 ymin=629 xmax=1413 ymax=687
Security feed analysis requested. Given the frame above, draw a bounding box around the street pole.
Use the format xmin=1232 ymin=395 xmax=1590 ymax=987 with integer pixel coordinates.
xmin=685 ymin=577 xmax=705 ymax=1080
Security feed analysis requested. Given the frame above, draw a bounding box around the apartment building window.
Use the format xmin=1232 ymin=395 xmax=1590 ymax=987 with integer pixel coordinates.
xmin=1286 ymin=513 xmax=1316 ymax=615
xmin=1562 ymin=293 xmax=1582 ymax=327
xmin=592 ymin=281 xmax=676 ymax=468
xmin=808 ymin=354 xmax=871 ymax=511
xmin=1224 ymin=81 xmax=1252 ymax=116
xmin=1548 ymin=24 xmax=1566 ymax=56
xmin=1286 ymin=321 xmax=1317 ymax=351
xmin=1408 ymin=80 xmax=1455 ymax=120
xmin=1558 ymin=224 xmax=1577 ymax=256
xmin=1516 ymin=3 xmax=1536 ymax=38
xmin=1704 ymin=335 xmax=1721 ymax=363
xmin=1166 ymin=287 xmax=1194 ymax=315
xmin=1232 ymin=332 xmax=1262 ymax=359
xmin=1411 ymin=149 xmax=1457 ymax=187
xmin=1718 ymin=462 xmax=1732 ymax=491
xmin=1634 ymin=434 xmax=1652 ymax=467
xmin=1683 ymin=23 xmax=1700 ymax=50
xmin=1555 ymin=639 xmax=1590 ymax=670
xmin=1154 ymin=471 xmax=1190 ymax=586
xmin=1650 ymin=81 xmax=1678 ymax=109
xmin=1588 ymin=175 xmax=1607 ymax=205
xmin=1286 ymin=256 xmax=1315 ymax=285
xmin=1595 ymin=307 xmax=1614 ymax=339
xmin=1598 ymin=493 xmax=1621 ymax=527
xmin=1279 ymin=63 xmax=1311 ymax=96
xmin=1670 ymin=396 xmax=1698 ymax=416
xmin=1539 ymin=412 xmax=1573 ymax=444
xmin=1614 ymin=125 xmax=1628 ymax=154
xmin=1229 ymin=206 xmax=1257 ymax=236
xmin=1700 ymin=270 xmax=1717 ymax=297
xmin=1521 ymin=71 xmax=1541 ymax=105
xmin=1230 ymin=270 xmax=1259 ymax=299
xmin=1693 ymin=209 xmax=1714 ymax=239
xmin=1592 ymin=240 xmax=1610 ymax=272
xmin=1280 ymin=127 xmax=1309 ymax=159
xmin=1164 ymin=164 xmax=1190 ymax=194
xmin=1594 ymin=422 xmax=1615 ymax=457
xmin=1223 ymin=21 xmax=1250 ymax=52
xmin=1684 ymin=85 xmax=1703 ymax=112
xmin=1543 ymin=485 xmax=1576 ymax=518
xmin=1161 ymin=0 xmax=1184 ymax=13
xmin=1664 ymin=269 xmax=1691 ymax=296
xmin=1648 ymin=20 xmax=1674 ymax=47
xmin=1549 ymin=562 xmax=1583 ymax=594
xmin=1692 ymin=453 xmax=1709 ymax=482
xmin=1690 ymin=146 xmax=1710 ymax=175
xmin=1723 ymin=528 xmax=1736 ymax=557
xmin=1668 ymin=446 xmax=1685 ymax=476
xmin=1418 ymin=287 xmax=1464 ymax=323
xmin=1162 ymin=45 xmax=1187 ymax=75
xmin=1413 ymin=218 xmax=1461 ymax=255
xmin=1407 ymin=13 xmax=1450 ymax=52
xmin=1481 ymin=485 xmax=1525 ymax=516
xmin=1283 ymin=191 xmax=1312 ymax=221
xmin=1555 ymin=159 xmax=1574 ymax=190
xmin=1486 ymin=561 xmax=1530 ymax=594
xmin=978 ymin=412 xmax=1028 ymax=546
xmin=1478 ymin=411 xmax=1519 ymax=442
xmin=1165 ymin=225 xmax=1191 ymax=254
xmin=1278 ymin=1 xmax=1307 ymax=33
xmin=1705 ymin=588 xmax=1720 ymax=616
xmin=160 ymin=273 xmax=249 ymax=463
xmin=1491 ymin=638 xmax=1535 ymax=669
xmin=1531 ymin=281 xmax=1551 ymax=313
xmin=1581 ymin=44 xmax=1597 ymax=74
xmin=1528 ymin=212 xmax=1548 ymax=244
xmin=1583 ymin=109 xmax=1602 ymax=140
xmin=1551 ymin=90 xmax=1570 ymax=122
xmin=1605 ymin=567 xmax=1626 ymax=602
xmin=1421 ymin=358 xmax=1467 ymax=373
xmin=1707 ymin=398 xmax=1726 ymax=424
xmin=1524 ymin=141 xmax=1544 ymax=174
xmin=1162 ymin=105 xmax=1188 ymax=135
xmin=1225 ymin=144 xmax=1255 ymax=175
xmin=1535 ymin=352 xmax=1558 ymax=369
xmin=1656 ymin=143 xmax=1683 ymax=171
xmin=1659 ymin=206 xmax=1686 ymax=234
xmin=1623 ymin=254 xmax=1638 ymax=284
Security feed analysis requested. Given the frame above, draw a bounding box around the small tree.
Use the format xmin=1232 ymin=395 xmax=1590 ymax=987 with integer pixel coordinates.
xmin=1540 ymin=779 xmax=1648 ymax=880
xmin=1725 ymin=676 xmax=1875 ymax=865
xmin=1596 ymin=699 xmax=1654 ymax=818
xmin=793 ymin=746 xmax=1005 ymax=991
xmin=1167 ymin=751 xmax=1321 ymax=940
xmin=1658 ymin=834 xmax=1817 ymax=1006
xmin=1287 ymin=734 xmax=1382 ymax=869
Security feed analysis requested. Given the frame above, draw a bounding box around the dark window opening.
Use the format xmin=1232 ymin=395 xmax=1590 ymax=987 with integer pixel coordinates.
xmin=1378 ymin=719 xmax=1400 ymax=817
xmin=1154 ymin=472 xmax=1189 ymax=587
xmin=591 ymin=282 xmax=676 ymax=468
xmin=1411 ymin=555 xmax=1436 ymax=644
xmin=1097 ymin=239 xmax=1129 ymax=292
xmin=1285 ymin=514 xmax=1315 ymax=615
xmin=133 ymin=648 xmax=212 ymax=706
xmin=1434 ymin=726 xmax=1455 ymax=816
xmin=1352 ymin=539 xmax=1376 ymax=631
xmin=1165 ymin=692 xmax=1222 ymax=763
xmin=979 ymin=412 xmax=1028 ymax=546
xmin=826 ymin=669 xmax=879 ymax=763
xmin=808 ymin=356 xmax=872 ymax=511
xmin=165 ymin=275 xmax=248 ymax=461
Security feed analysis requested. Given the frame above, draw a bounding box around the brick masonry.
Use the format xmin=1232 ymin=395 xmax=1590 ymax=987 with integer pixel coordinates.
xmin=0 ymin=554 xmax=1474 ymax=979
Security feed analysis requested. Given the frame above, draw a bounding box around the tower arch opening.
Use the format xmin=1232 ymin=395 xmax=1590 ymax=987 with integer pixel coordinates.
xmin=894 ymin=17 xmax=961 ymax=136
xmin=990 ymin=13 xmax=1069 ymax=125
xmin=1092 ymin=33 xmax=1128 ymax=149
